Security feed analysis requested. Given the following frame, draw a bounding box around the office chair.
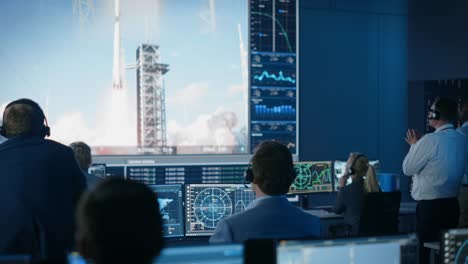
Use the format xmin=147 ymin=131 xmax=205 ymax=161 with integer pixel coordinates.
xmin=358 ymin=191 xmax=401 ymax=236
xmin=329 ymin=191 xmax=402 ymax=238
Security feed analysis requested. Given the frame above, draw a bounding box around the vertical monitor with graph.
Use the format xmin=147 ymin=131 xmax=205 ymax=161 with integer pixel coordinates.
xmin=148 ymin=185 xmax=184 ymax=238
xmin=289 ymin=161 xmax=333 ymax=194
xmin=250 ymin=0 xmax=298 ymax=154
xmin=185 ymin=184 xmax=255 ymax=236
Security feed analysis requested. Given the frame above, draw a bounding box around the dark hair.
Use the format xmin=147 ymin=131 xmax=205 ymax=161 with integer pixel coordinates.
xmin=3 ymin=104 xmax=34 ymax=137
xmin=2 ymin=98 xmax=47 ymax=138
xmin=70 ymin=141 xmax=92 ymax=170
xmin=435 ymin=97 xmax=458 ymax=122
xmin=251 ymin=141 xmax=295 ymax=195
xmin=77 ymin=179 xmax=164 ymax=264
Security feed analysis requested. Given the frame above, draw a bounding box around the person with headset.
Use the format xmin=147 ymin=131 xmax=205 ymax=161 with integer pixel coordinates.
xmin=0 ymin=98 xmax=86 ymax=261
xmin=333 ymin=153 xmax=381 ymax=235
xmin=209 ymin=140 xmax=319 ymax=244
xmin=403 ymin=97 xmax=466 ymax=263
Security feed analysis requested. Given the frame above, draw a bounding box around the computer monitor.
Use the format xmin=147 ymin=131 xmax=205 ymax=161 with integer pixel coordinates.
xmin=277 ymin=234 xmax=417 ymax=264
xmin=185 ymin=184 xmax=255 ymax=236
xmin=156 ymin=244 xmax=243 ymax=264
xmin=148 ymin=185 xmax=184 ymax=238
xmin=288 ymin=161 xmax=333 ymax=194
xmin=442 ymin=228 xmax=468 ymax=263
xmin=88 ymin=163 xmax=106 ymax=178
xmin=334 ymin=160 xmax=380 ymax=190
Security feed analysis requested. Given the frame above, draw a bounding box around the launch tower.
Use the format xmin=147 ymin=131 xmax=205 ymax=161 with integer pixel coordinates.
xmin=136 ymin=44 xmax=169 ymax=153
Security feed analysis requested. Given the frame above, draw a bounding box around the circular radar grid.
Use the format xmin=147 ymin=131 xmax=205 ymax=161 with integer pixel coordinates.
xmin=292 ymin=164 xmax=312 ymax=190
xmin=193 ymin=188 xmax=233 ymax=229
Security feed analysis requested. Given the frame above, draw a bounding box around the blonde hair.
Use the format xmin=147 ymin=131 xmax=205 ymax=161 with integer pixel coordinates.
xmin=70 ymin=141 xmax=92 ymax=170
xmin=350 ymin=153 xmax=380 ymax=193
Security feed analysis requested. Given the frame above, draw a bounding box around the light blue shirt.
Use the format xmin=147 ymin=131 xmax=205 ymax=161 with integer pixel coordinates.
xmin=403 ymin=124 xmax=466 ymax=200
xmin=457 ymin=122 xmax=468 ymax=184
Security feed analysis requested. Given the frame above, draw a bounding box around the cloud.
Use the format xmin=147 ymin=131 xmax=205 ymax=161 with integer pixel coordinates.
xmin=49 ymin=112 xmax=95 ymax=145
xmin=167 ymin=108 xmax=240 ymax=153
xmin=167 ymin=82 xmax=209 ymax=105
xmin=50 ymin=89 xmax=136 ymax=147
xmin=0 ymin=102 xmax=9 ymax=118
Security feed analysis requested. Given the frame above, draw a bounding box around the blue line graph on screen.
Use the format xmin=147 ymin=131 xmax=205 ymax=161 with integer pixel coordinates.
xmin=253 ymin=70 xmax=296 ymax=84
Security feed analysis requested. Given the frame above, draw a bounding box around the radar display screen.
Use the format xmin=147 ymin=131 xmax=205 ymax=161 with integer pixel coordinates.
xmin=148 ymin=185 xmax=184 ymax=237
xmin=185 ymin=184 xmax=255 ymax=236
xmin=443 ymin=229 xmax=468 ymax=264
xmin=334 ymin=160 xmax=380 ymax=191
xmin=289 ymin=161 xmax=333 ymax=194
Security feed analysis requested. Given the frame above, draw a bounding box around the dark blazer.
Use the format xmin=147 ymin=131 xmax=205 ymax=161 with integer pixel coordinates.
xmin=334 ymin=179 xmax=367 ymax=234
xmin=0 ymin=136 xmax=86 ymax=260
xmin=209 ymin=196 xmax=320 ymax=243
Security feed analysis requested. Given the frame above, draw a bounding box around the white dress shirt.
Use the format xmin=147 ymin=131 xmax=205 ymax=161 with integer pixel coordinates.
xmin=403 ymin=124 xmax=466 ymax=200
xmin=457 ymin=122 xmax=468 ymax=184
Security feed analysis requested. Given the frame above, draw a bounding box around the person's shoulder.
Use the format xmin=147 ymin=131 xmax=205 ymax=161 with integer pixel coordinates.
xmin=43 ymin=139 xmax=72 ymax=151
xmin=224 ymin=208 xmax=252 ymax=224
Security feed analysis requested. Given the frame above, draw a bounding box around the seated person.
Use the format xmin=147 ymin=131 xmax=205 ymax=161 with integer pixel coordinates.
xmin=0 ymin=98 xmax=86 ymax=261
xmin=70 ymin=141 xmax=103 ymax=189
xmin=209 ymin=140 xmax=319 ymax=243
xmin=334 ymin=153 xmax=381 ymax=234
xmin=76 ymin=179 xmax=164 ymax=264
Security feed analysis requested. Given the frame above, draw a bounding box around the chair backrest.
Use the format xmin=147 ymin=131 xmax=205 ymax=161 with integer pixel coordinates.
xmin=358 ymin=191 xmax=401 ymax=236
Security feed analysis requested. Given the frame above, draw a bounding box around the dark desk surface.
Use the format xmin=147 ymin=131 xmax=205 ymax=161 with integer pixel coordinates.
xmin=307 ymin=202 xmax=417 ymax=219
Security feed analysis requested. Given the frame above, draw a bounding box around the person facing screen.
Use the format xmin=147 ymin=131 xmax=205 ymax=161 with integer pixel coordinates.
xmin=209 ymin=140 xmax=318 ymax=243
xmin=70 ymin=141 xmax=103 ymax=189
xmin=76 ymin=179 xmax=164 ymax=264
xmin=334 ymin=153 xmax=381 ymax=234
xmin=0 ymin=98 xmax=86 ymax=261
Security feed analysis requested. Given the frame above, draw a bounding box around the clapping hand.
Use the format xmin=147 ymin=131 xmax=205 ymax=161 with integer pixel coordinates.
xmin=405 ymin=129 xmax=421 ymax=145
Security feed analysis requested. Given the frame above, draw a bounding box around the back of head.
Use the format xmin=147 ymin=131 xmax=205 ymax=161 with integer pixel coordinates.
xmin=77 ymin=179 xmax=164 ymax=264
xmin=70 ymin=141 xmax=92 ymax=170
xmin=434 ymin=97 xmax=458 ymax=123
xmin=460 ymin=99 xmax=468 ymax=123
xmin=1 ymin=98 xmax=48 ymax=138
xmin=350 ymin=153 xmax=380 ymax=193
xmin=252 ymin=141 xmax=295 ymax=195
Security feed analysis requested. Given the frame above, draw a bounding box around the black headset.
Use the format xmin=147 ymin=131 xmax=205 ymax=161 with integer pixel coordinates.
xmin=348 ymin=154 xmax=366 ymax=175
xmin=243 ymin=158 xmax=297 ymax=184
xmin=428 ymin=97 xmax=441 ymax=120
xmin=0 ymin=99 xmax=50 ymax=138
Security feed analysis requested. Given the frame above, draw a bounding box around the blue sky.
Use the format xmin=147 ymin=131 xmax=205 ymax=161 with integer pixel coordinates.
xmin=0 ymin=0 xmax=247 ymax=149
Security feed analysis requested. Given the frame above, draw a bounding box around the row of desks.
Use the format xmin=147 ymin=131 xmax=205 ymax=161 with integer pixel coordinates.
xmin=305 ymin=202 xmax=417 ymax=238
